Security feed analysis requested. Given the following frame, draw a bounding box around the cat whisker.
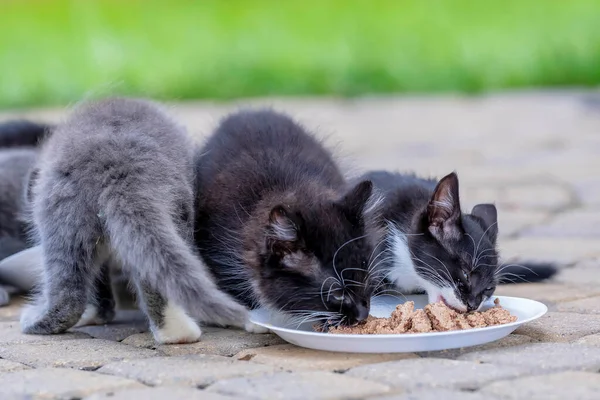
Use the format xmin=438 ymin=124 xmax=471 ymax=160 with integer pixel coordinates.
xmin=332 ymin=234 xmax=369 ymax=286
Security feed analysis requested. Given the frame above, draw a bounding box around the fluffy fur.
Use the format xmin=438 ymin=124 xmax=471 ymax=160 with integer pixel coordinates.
xmin=364 ymin=170 xmax=557 ymax=312
xmin=0 ymin=149 xmax=38 ymax=305
xmin=195 ymin=110 xmax=380 ymax=327
xmin=20 ymin=98 xmax=250 ymax=343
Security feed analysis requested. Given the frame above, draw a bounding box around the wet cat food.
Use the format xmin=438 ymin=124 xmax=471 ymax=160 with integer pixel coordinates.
xmin=320 ymin=298 xmax=517 ymax=334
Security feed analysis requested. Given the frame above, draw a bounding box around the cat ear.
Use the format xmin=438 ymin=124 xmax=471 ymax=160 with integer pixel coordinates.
xmin=428 ymin=172 xmax=462 ymax=241
xmin=471 ymin=203 xmax=498 ymax=243
xmin=336 ymin=180 xmax=373 ymax=224
xmin=268 ymin=206 xmax=298 ymax=243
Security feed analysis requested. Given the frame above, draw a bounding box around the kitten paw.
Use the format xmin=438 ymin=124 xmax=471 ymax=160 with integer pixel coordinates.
xmin=153 ymin=302 xmax=202 ymax=344
xmin=20 ymin=303 xmax=54 ymax=334
xmin=74 ymin=304 xmax=111 ymax=327
xmin=244 ymin=320 xmax=270 ymax=334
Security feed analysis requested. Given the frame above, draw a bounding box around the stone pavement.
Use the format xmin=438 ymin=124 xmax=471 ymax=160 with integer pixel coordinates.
xmin=1 ymin=91 xmax=600 ymax=399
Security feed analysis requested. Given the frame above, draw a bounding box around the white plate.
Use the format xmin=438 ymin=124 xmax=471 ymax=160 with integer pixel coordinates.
xmin=250 ymin=295 xmax=547 ymax=353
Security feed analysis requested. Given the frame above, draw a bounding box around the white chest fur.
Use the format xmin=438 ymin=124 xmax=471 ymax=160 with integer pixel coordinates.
xmin=387 ymin=226 xmax=426 ymax=292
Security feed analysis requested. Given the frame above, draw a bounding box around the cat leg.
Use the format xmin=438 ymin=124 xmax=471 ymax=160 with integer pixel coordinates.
xmin=74 ymin=259 xmax=116 ymax=327
xmin=132 ymin=280 xmax=201 ymax=344
xmin=20 ymin=206 xmax=101 ymax=334
xmin=105 ymin=201 xmax=250 ymax=339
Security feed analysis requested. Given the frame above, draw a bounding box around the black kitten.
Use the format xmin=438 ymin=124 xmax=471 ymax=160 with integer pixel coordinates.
xmin=195 ymin=110 xmax=380 ymax=326
xmin=364 ymin=171 xmax=557 ymax=312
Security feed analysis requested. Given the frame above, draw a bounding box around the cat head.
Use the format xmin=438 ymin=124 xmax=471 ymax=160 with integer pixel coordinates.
xmin=409 ymin=172 xmax=499 ymax=312
xmin=253 ymin=180 xmax=378 ymax=326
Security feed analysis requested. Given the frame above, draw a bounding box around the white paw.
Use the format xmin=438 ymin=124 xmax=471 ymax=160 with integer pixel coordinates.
xmin=153 ymin=302 xmax=202 ymax=344
xmin=245 ymin=320 xmax=270 ymax=334
xmin=74 ymin=304 xmax=105 ymax=327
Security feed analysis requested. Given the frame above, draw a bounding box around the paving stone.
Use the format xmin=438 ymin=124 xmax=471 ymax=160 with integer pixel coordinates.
xmin=495 ymin=283 xmax=600 ymax=304
xmin=522 ymin=209 xmax=600 ymax=238
xmin=345 ymin=358 xmax=526 ymax=391
xmin=369 ymin=388 xmax=502 ymax=400
xmin=496 ymin=184 xmax=572 ymax=212
xmin=498 ymin=238 xmax=600 ymax=265
xmin=574 ymin=177 xmax=600 ymax=206
xmin=480 ymin=371 xmax=600 ymax=400
xmin=556 ymin=260 xmax=600 ymax=286
xmin=207 ymin=371 xmax=392 ymax=400
xmin=458 ymin=343 xmax=600 ymax=372
xmin=555 ymin=296 xmax=600 ymax=314
xmin=0 ymin=368 xmax=144 ymax=399
xmin=0 ymin=321 xmax=91 ymax=344
xmin=0 ymin=338 xmax=157 ymax=369
xmin=513 ymin=312 xmax=600 ymax=342
xmin=418 ymin=334 xmax=535 ymax=359
xmin=0 ymin=296 xmax=27 ymax=322
xmin=233 ymin=344 xmax=418 ymax=372
xmin=98 ymin=354 xmax=279 ymax=387
xmin=493 ymin=210 xmax=548 ymax=238
xmin=72 ymin=310 xmax=149 ymax=342
xmin=85 ymin=386 xmax=239 ymax=400
xmin=0 ymin=359 xmax=30 ymax=373
xmin=576 ymin=333 xmax=600 ymax=347
xmin=122 ymin=326 xmax=285 ymax=356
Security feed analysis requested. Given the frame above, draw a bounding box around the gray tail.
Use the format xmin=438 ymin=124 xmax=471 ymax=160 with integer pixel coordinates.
xmin=0 ymin=120 xmax=52 ymax=148
xmin=498 ymin=262 xmax=558 ymax=284
xmin=105 ymin=207 xmax=248 ymax=328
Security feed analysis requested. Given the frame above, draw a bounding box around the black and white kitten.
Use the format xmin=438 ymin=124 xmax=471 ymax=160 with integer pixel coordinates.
xmin=195 ymin=110 xmax=380 ymax=326
xmin=364 ymin=170 xmax=557 ymax=312
xmin=20 ymin=98 xmax=250 ymax=343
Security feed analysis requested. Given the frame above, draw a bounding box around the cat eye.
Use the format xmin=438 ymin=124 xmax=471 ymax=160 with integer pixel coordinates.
xmin=334 ymin=294 xmax=345 ymax=302
xmin=462 ymin=270 xmax=469 ymax=280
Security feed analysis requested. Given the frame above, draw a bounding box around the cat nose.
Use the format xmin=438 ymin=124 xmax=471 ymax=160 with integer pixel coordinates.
xmin=467 ymin=298 xmax=480 ymax=312
xmin=355 ymin=301 xmax=370 ymax=322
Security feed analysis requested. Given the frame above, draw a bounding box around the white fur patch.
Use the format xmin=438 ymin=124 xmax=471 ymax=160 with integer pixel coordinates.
xmin=388 ymin=226 xmax=467 ymax=312
xmin=153 ymin=301 xmax=202 ymax=344
xmin=74 ymin=304 xmax=105 ymax=327
xmin=244 ymin=320 xmax=270 ymax=334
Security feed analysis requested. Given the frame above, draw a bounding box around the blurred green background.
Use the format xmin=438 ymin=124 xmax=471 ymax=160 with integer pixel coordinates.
xmin=2 ymin=0 xmax=600 ymax=108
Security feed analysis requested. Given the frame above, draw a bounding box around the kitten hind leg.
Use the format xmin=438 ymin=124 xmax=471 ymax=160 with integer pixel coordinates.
xmin=134 ymin=280 xmax=201 ymax=344
xmin=74 ymin=260 xmax=116 ymax=327
xmin=21 ymin=214 xmax=101 ymax=334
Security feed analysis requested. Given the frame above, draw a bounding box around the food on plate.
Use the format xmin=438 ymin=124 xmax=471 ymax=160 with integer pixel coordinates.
xmin=317 ymin=298 xmax=517 ymax=334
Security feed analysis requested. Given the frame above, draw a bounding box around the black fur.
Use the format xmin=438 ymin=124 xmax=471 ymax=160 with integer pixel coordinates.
xmin=195 ymin=110 xmax=378 ymax=325
xmin=0 ymin=120 xmax=51 ymax=148
xmin=364 ymin=170 xmax=557 ymax=312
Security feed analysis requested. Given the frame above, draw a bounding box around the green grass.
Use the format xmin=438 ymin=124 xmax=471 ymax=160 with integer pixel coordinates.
xmin=1 ymin=0 xmax=600 ymax=108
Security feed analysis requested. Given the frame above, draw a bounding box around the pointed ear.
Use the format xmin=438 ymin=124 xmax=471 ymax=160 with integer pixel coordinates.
xmin=428 ymin=172 xmax=462 ymax=240
xmin=471 ymin=203 xmax=498 ymax=243
xmin=336 ymin=180 xmax=373 ymax=224
xmin=268 ymin=206 xmax=298 ymax=243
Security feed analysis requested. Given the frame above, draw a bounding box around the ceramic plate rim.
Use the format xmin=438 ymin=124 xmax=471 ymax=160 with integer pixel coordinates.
xmin=250 ymin=295 xmax=547 ymax=338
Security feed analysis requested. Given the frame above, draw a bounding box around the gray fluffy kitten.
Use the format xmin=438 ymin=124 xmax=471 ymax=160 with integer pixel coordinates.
xmin=0 ymin=148 xmax=38 ymax=305
xmin=21 ymin=97 xmax=253 ymax=344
